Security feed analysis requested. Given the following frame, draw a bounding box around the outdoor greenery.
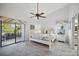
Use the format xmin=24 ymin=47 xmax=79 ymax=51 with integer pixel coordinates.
xmin=2 ymin=23 xmax=14 ymax=33
xmin=2 ymin=23 xmax=21 ymax=36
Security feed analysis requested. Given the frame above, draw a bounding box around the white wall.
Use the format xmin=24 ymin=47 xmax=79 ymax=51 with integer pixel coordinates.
xmin=41 ymin=5 xmax=69 ymax=30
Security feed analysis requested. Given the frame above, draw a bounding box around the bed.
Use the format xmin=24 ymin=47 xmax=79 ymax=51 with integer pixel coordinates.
xmin=29 ymin=33 xmax=56 ymax=50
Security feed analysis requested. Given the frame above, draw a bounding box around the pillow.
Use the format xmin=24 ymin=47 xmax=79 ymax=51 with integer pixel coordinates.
xmin=34 ymin=30 xmax=41 ymax=33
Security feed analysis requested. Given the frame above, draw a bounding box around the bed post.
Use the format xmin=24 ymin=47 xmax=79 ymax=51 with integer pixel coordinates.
xmin=49 ymin=34 xmax=52 ymax=51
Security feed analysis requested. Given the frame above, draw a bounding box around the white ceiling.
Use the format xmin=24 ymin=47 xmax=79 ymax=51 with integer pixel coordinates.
xmin=28 ymin=3 xmax=69 ymax=15
xmin=0 ymin=3 xmax=68 ymax=15
xmin=0 ymin=3 xmax=69 ymax=22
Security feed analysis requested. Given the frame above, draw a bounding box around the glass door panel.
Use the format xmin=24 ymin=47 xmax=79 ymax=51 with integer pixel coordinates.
xmin=2 ymin=23 xmax=15 ymax=46
xmin=0 ymin=21 xmax=2 ymax=47
xmin=16 ymin=24 xmax=24 ymax=42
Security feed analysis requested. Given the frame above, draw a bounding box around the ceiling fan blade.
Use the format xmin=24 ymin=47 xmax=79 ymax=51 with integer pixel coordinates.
xmin=30 ymin=12 xmax=35 ymax=15
xmin=39 ymin=16 xmax=46 ymax=18
xmin=39 ymin=13 xmax=44 ymax=15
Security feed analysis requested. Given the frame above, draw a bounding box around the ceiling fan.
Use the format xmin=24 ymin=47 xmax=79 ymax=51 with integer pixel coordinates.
xmin=30 ymin=3 xmax=46 ymax=20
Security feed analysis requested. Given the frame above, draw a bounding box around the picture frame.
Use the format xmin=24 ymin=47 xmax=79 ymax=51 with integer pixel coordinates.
xmin=30 ymin=25 xmax=35 ymax=30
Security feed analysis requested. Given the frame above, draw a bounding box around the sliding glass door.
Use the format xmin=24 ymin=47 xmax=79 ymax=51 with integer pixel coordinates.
xmin=2 ymin=23 xmax=15 ymax=46
xmin=0 ymin=16 xmax=25 ymax=47
xmin=1 ymin=22 xmax=25 ymax=47
xmin=16 ymin=24 xmax=25 ymax=42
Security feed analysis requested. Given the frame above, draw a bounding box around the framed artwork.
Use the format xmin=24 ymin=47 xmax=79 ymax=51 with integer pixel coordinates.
xmin=30 ymin=25 xmax=35 ymax=30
